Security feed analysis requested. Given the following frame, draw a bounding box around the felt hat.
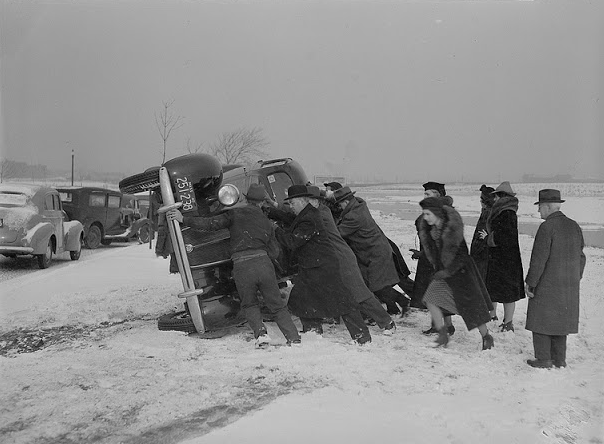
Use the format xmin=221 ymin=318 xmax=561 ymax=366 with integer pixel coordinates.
xmin=333 ymin=186 xmax=356 ymax=203
xmin=284 ymin=185 xmax=316 ymax=200
xmin=423 ymin=181 xmax=446 ymax=196
xmin=419 ymin=196 xmax=447 ymax=219
xmin=244 ymin=183 xmax=269 ymax=202
xmin=534 ymin=189 xmax=565 ymax=205
xmin=492 ymin=181 xmax=516 ymax=197
xmin=324 ymin=181 xmax=343 ymax=191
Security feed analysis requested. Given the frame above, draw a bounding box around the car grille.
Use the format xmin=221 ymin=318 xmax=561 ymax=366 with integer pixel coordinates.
xmin=182 ymin=227 xmax=231 ymax=267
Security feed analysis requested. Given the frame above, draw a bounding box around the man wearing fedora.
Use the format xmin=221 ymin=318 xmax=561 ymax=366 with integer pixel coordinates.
xmin=274 ymin=184 xmax=374 ymax=344
xmin=333 ymin=186 xmax=412 ymax=317
xmin=166 ymin=183 xmax=301 ymax=349
xmin=525 ymin=189 xmax=586 ymax=369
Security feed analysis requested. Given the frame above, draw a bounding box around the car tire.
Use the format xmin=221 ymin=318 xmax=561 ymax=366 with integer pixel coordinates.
xmin=119 ymin=168 xmax=161 ymax=194
xmin=137 ymin=224 xmax=151 ymax=244
xmin=85 ymin=225 xmax=102 ymax=249
xmin=37 ymin=239 xmax=53 ymax=269
xmin=70 ymin=237 xmax=82 ymax=261
xmin=157 ymin=311 xmax=196 ymax=333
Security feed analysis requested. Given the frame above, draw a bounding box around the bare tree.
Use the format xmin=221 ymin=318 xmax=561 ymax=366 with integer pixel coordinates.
xmin=184 ymin=137 xmax=204 ymax=154
xmin=155 ymin=99 xmax=185 ymax=164
xmin=209 ymin=127 xmax=269 ymax=165
xmin=0 ymin=158 xmax=17 ymax=183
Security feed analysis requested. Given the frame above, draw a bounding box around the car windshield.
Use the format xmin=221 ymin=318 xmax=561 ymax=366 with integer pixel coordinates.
xmin=0 ymin=192 xmax=28 ymax=207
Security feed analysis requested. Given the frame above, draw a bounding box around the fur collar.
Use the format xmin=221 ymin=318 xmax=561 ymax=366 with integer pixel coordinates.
xmin=418 ymin=205 xmax=464 ymax=270
xmin=487 ymin=195 xmax=518 ymax=233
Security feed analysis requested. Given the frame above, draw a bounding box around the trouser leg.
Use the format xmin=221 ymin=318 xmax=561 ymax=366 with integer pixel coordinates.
xmin=254 ymin=256 xmax=300 ymax=342
xmin=550 ymin=335 xmax=567 ymax=366
xmin=359 ymin=295 xmax=393 ymax=328
xmin=532 ymin=332 xmax=552 ymax=361
xmin=341 ymin=310 xmax=371 ymax=342
xmin=233 ymin=262 xmax=266 ymax=338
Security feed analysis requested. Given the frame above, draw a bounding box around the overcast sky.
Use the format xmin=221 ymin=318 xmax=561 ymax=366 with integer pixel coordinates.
xmin=1 ymin=0 xmax=602 ymax=183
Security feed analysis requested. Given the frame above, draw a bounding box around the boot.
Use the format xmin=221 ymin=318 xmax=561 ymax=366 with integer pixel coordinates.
xmin=499 ymin=321 xmax=514 ymax=332
xmin=482 ymin=333 xmax=494 ymax=350
xmin=435 ymin=327 xmax=449 ymax=347
xmin=527 ymin=359 xmax=553 ymax=369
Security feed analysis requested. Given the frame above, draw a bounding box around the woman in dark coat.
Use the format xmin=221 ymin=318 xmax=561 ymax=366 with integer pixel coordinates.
xmin=418 ymin=197 xmax=494 ymax=350
xmin=275 ymin=185 xmax=372 ymax=344
xmin=478 ymin=181 xmax=525 ymax=332
xmin=470 ymin=185 xmax=495 ymax=284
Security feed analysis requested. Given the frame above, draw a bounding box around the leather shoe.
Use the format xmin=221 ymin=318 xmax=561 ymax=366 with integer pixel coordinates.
xmin=422 ymin=326 xmax=438 ymax=335
xmin=527 ymin=359 xmax=553 ymax=369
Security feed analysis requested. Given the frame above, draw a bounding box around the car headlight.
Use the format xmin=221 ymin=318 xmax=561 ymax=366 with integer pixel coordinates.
xmin=217 ymin=184 xmax=240 ymax=207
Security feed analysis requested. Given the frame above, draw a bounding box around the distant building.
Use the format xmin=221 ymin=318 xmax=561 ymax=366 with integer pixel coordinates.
xmin=314 ymin=175 xmax=347 ymax=186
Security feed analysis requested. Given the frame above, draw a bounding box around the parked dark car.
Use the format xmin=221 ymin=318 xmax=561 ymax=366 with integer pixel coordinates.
xmin=57 ymin=187 xmax=151 ymax=249
xmin=119 ymin=153 xmax=309 ymax=334
xmin=122 ymin=193 xmax=153 ymax=243
xmin=0 ymin=184 xmax=84 ymax=268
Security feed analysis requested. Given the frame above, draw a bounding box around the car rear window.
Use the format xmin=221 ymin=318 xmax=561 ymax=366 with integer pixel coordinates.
xmin=0 ymin=192 xmax=28 ymax=207
xmin=59 ymin=192 xmax=73 ymax=203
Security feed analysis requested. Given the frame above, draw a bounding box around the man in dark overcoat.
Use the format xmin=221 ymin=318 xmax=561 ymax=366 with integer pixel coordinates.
xmin=333 ymin=186 xmax=411 ymax=316
xmin=525 ymin=189 xmax=586 ymax=369
xmin=274 ymin=185 xmax=373 ymax=344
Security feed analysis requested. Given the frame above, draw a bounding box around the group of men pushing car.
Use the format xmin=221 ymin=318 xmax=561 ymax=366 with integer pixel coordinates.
xmin=167 ymin=180 xmax=415 ymax=348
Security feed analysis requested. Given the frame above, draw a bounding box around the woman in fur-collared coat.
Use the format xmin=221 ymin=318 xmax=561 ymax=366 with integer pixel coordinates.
xmin=478 ymin=181 xmax=525 ymax=332
xmin=418 ymin=197 xmax=494 ymax=350
xmin=470 ymin=185 xmax=494 ymax=282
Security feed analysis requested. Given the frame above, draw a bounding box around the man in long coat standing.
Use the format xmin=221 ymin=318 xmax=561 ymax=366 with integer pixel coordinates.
xmin=525 ymin=189 xmax=586 ymax=369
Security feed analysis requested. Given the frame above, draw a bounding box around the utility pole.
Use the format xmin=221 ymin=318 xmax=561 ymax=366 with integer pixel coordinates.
xmin=71 ymin=149 xmax=74 ymax=186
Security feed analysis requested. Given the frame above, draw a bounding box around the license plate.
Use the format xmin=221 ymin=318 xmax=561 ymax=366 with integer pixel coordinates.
xmin=173 ymin=175 xmax=198 ymax=213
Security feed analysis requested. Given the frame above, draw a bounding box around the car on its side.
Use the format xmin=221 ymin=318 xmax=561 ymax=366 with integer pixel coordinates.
xmin=119 ymin=154 xmax=309 ymax=334
xmin=57 ymin=187 xmax=151 ymax=249
xmin=0 ymin=183 xmax=84 ymax=269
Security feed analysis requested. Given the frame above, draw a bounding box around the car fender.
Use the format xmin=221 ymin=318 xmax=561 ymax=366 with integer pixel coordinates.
xmin=27 ymin=222 xmax=54 ymax=255
xmin=63 ymin=220 xmax=84 ymax=250
xmin=130 ymin=218 xmax=151 ymax=234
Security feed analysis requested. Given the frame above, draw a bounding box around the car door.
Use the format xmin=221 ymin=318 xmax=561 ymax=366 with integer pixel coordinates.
xmin=104 ymin=193 xmax=123 ymax=234
xmin=88 ymin=191 xmax=108 ymax=233
xmin=43 ymin=191 xmax=64 ymax=251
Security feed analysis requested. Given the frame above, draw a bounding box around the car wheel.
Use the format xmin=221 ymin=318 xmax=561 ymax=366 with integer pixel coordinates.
xmin=119 ymin=168 xmax=160 ymax=194
xmin=137 ymin=224 xmax=151 ymax=244
xmin=157 ymin=311 xmax=197 ymax=333
xmin=85 ymin=225 xmax=102 ymax=249
xmin=70 ymin=236 xmax=82 ymax=261
xmin=37 ymin=239 xmax=53 ymax=269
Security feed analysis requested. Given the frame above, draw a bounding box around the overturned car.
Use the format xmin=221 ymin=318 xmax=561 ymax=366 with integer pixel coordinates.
xmin=119 ymin=153 xmax=309 ymax=334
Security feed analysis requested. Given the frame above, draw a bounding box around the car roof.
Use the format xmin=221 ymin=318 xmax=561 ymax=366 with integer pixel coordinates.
xmin=0 ymin=183 xmax=56 ymax=197
xmin=56 ymin=186 xmax=121 ymax=194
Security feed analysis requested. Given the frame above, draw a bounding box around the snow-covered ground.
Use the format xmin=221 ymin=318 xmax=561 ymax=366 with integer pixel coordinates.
xmin=1 ymin=185 xmax=603 ymax=444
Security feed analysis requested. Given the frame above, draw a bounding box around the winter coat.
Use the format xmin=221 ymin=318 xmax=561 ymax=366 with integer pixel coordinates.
xmin=484 ymin=196 xmax=525 ymax=303
xmin=182 ymin=204 xmax=278 ymax=257
xmin=411 ymin=215 xmax=435 ymax=308
xmin=275 ymin=203 xmax=366 ymax=319
xmin=336 ymin=197 xmax=400 ymax=292
xmin=470 ymin=207 xmax=490 ymax=282
xmin=525 ymin=211 xmax=586 ymax=335
xmin=418 ymin=205 xmax=493 ymax=330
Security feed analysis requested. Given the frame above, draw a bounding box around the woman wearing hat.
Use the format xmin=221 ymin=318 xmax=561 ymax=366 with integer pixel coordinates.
xmin=274 ymin=185 xmax=373 ymax=344
xmin=418 ymin=197 xmax=494 ymax=350
xmin=470 ymin=185 xmax=495 ymax=283
xmin=478 ymin=181 xmax=525 ymax=331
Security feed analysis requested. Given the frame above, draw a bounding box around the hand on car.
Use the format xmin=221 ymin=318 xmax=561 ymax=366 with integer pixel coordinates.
xmin=166 ymin=209 xmax=183 ymax=223
xmin=478 ymin=229 xmax=488 ymax=240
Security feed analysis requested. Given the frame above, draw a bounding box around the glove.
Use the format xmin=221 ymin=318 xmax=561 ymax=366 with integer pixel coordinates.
xmin=409 ymin=249 xmax=421 ymax=260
